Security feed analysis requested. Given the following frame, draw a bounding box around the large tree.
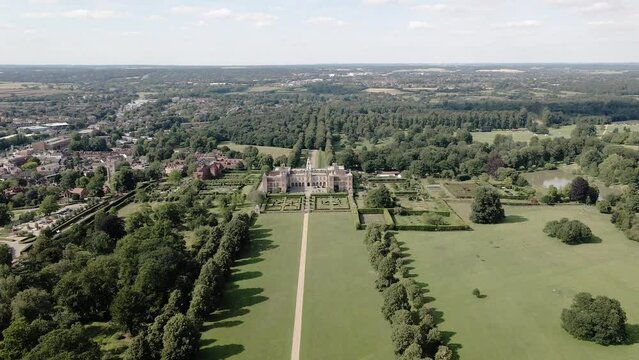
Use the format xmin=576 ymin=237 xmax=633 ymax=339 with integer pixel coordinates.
xmin=366 ymin=186 xmax=394 ymax=208
xmin=39 ymin=195 xmax=59 ymax=216
xmin=561 ymin=292 xmax=627 ymax=345
xmin=0 ymin=204 xmax=13 ymax=226
xmin=161 ymin=313 xmax=200 ymax=360
xmin=470 ymin=186 xmax=505 ymax=224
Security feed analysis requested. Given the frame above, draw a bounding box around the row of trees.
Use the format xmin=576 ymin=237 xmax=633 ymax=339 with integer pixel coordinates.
xmin=0 ymin=180 xmax=255 ymax=359
xmin=364 ymin=225 xmax=453 ymax=360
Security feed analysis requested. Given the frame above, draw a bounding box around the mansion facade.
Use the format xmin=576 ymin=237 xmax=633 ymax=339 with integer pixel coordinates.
xmin=260 ymin=158 xmax=353 ymax=193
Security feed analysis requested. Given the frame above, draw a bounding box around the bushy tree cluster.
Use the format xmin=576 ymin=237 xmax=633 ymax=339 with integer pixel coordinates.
xmin=543 ymin=218 xmax=594 ymax=244
xmin=561 ymin=292 xmax=627 ymax=345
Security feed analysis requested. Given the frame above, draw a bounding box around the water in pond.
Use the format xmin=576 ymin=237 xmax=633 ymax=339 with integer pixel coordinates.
xmin=542 ymin=177 xmax=572 ymax=189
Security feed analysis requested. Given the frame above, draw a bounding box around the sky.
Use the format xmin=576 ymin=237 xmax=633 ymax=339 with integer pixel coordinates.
xmin=0 ymin=0 xmax=638 ymax=65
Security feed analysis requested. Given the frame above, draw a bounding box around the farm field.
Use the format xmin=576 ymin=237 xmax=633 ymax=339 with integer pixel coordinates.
xmin=198 ymin=213 xmax=303 ymax=359
xmin=218 ymin=141 xmax=291 ymax=158
xmin=471 ymin=125 xmax=576 ymax=144
xmin=301 ymin=212 xmax=394 ymax=360
xmin=399 ymin=203 xmax=639 ymax=360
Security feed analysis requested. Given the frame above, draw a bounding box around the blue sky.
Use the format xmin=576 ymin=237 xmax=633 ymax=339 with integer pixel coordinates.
xmin=0 ymin=0 xmax=637 ymax=65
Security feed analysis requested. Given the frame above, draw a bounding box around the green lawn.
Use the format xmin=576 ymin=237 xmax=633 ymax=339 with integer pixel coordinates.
xmin=399 ymin=203 xmax=639 ymax=360
xmin=301 ymin=212 xmax=394 ymax=360
xmin=116 ymin=201 xmax=161 ymax=218
xmin=198 ymin=213 xmax=303 ymax=359
xmin=219 ymin=142 xmax=291 ymax=159
xmin=472 ymin=125 xmax=575 ymax=144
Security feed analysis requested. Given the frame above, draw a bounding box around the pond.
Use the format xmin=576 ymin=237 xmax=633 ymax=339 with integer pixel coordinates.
xmin=522 ymin=168 xmax=617 ymax=197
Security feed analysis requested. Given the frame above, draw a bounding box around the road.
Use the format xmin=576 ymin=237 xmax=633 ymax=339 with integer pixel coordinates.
xmin=290 ymin=211 xmax=309 ymax=360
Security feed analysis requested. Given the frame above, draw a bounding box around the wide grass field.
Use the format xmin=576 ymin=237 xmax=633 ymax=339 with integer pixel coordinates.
xmin=218 ymin=142 xmax=291 ymax=158
xmin=399 ymin=203 xmax=639 ymax=360
xmin=301 ymin=212 xmax=394 ymax=360
xmin=471 ymin=125 xmax=575 ymax=144
xmin=198 ymin=213 xmax=302 ymax=359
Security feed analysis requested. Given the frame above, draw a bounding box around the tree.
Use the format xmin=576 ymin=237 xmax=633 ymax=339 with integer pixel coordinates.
xmin=399 ymin=342 xmax=423 ymax=360
xmin=366 ymin=186 xmax=394 ymax=208
xmin=39 ymin=195 xmax=59 ymax=216
xmin=112 ymin=167 xmax=137 ymax=193
xmin=0 ymin=319 xmax=53 ymax=360
xmin=111 ymin=287 xmax=146 ymax=335
xmin=569 ymin=177 xmax=589 ymax=202
xmin=94 ymin=212 xmax=126 ymax=240
xmin=0 ymin=204 xmax=12 ymax=226
xmin=11 ymin=288 xmax=53 ymax=322
xmin=168 ymin=170 xmax=183 ymax=184
xmin=161 ymin=313 xmax=200 ymax=360
xmin=23 ymin=324 xmax=101 ymax=360
xmin=0 ymin=243 xmax=12 ymax=266
xmin=561 ymin=292 xmax=627 ymax=345
xmin=472 ymin=288 xmax=481 ymax=298
xmin=382 ymin=283 xmax=410 ymax=321
xmin=470 ymin=186 xmax=505 ymax=224
xmin=435 ymin=345 xmax=454 ymax=360
xmin=391 ymin=322 xmax=418 ymax=355
xmin=124 ymin=334 xmax=153 ymax=360
xmin=544 ymin=218 xmax=593 ymax=244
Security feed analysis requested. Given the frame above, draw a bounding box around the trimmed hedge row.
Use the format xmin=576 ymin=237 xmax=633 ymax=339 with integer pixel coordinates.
xmin=395 ymin=224 xmax=471 ymax=231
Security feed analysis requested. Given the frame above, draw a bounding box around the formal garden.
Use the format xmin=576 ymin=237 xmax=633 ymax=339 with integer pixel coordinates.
xmin=310 ymin=193 xmax=350 ymax=211
xmin=263 ymin=194 xmax=304 ymax=212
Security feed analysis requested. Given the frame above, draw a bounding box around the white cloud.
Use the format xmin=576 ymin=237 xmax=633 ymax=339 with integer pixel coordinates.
xmin=306 ymin=16 xmax=347 ymax=26
xmin=502 ymin=20 xmax=543 ymax=28
xmin=413 ymin=4 xmax=448 ymax=12
xmin=581 ymin=2 xmax=614 ymax=12
xmin=61 ymin=9 xmax=116 ymax=19
xmin=170 ymin=6 xmax=202 ymax=15
xmin=235 ymin=12 xmax=278 ymax=27
xmin=170 ymin=7 xmax=277 ymax=27
xmin=408 ymin=20 xmax=435 ymax=29
xmin=23 ymin=12 xmax=55 ymax=19
xmin=201 ymin=8 xmax=233 ymax=19
xmin=145 ymin=15 xmax=165 ymax=21
xmin=28 ymin=0 xmax=58 ymax=4
xmin=363 ymin=0 xmax=411 ymax=5
xmin=587 ymin=20 xmax=616 ymax=26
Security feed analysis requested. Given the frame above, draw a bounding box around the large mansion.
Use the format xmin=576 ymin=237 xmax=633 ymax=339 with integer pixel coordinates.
xmin=260 ymin=158 xmax=353 ymax=193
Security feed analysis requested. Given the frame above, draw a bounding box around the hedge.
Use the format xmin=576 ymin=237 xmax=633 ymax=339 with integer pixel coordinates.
xmin=351 ymin=207 xmax=362 ymax=230
xmin=395 ymin=224 xmax=471 ymax=231
xmin=389 ymin=208 xmax=451 ymax=217
xmin=393 ymin=191 xmax=419 ymax=195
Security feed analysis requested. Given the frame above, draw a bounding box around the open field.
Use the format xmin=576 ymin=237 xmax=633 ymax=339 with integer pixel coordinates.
xmin=364 ymin=87 xmax=406 ymax=95
xmin=116 ymin=201 xmax=161 ymax=218
xmin=471 ymin=125 xmax=576 ymax=144
xmin=219 ymin=142 xmax=291 ymax=158
xmin=301 ymin=212 xmax=394 ymax=360
xmin=0 ymin=81 xmax=70 ymax=98
xmin=399 ymin=203 xmax=639 ymax=360
xmin=198 ymin=213 xmax=303 ymax=359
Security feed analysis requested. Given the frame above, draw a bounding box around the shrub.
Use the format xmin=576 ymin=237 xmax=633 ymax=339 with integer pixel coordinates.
xmin=561 ymin=292 xmax=627 ymax=345
xmin=472 ymin=288 xmax=481 ymax=298
xmin=543 ymin=218 xmax=594 ymax=244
